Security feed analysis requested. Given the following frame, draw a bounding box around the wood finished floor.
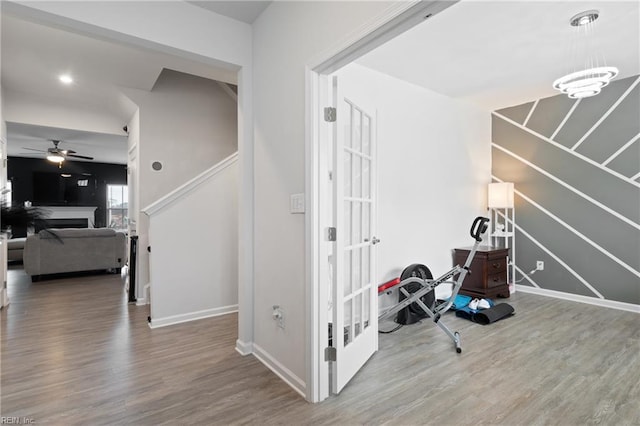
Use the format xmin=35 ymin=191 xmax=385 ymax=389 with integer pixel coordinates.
xmin=1 ymin=265 xmax=639 ymax=425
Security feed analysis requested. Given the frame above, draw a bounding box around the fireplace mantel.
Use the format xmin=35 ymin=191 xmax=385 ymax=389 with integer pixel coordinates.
xmin=40 ymin=206 xmax=98 ymax=228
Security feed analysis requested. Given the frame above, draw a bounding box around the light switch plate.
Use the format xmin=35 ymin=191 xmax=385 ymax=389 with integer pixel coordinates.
xmin=290 ymin=193 xmax=305 ymax=214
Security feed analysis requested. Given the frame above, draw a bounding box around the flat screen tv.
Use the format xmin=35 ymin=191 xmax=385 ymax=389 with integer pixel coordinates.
xmin=32 ymin=172 xmax=98 ymax=206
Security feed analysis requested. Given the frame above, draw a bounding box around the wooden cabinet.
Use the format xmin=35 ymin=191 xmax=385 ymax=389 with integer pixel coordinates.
xmin=454 ymin=246 xmax=510 ymax=299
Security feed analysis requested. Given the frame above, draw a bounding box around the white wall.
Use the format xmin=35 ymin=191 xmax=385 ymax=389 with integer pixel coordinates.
xmin=127 ymin=69 xmax=238 ymax=305
xmin=338 ymin=63 xmax=491 ymax=307
xmin=146 ymin=157 xmax=238 ymax=327
xmin=2 ymin=88 xmax=127 ymax=136
xmin=252 ymin=0 xmax=405 ymax=394
xmin=131 ymin=69 xmax=237 ymax=207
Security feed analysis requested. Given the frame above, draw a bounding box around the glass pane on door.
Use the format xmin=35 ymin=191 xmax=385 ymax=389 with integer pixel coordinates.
xmin=353 ymin=108 xmax=361 ymax=152
xmin=343 ymin=100 xmax=352 ymax=149
xmin=364 ymin=290 xmax=370 ymax=331
xmin=362 ymin=115 xmax=371 ymax=156
xmin=354 ymin=293 xmax=362 ymax=338
xmin=344 ymin=152 xmax=352 ymax=197
xmin=352 ymin=202 xmax=361 ymax=245
xmin=344 ymin=250 xmax=352 ymax=297
xmin=344 ymin=299 xmax=352 ymax=345
xmin=344 ymin=201 xmax=351 ymax=246
xmin=363 ymin=202 xmax=370 ymax=241
xmin=363 ymin=158 xmax=370 ymax=199
xmin=353 ymin=155 xmax=361 ymax=198
xmin=352 ymin=248 xmax=361 ymax=291
xmin=362 ymin=244 xmax=370 ymax=287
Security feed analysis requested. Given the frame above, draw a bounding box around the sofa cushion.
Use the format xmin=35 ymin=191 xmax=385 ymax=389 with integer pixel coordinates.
xmin=39 ymin=228 xmax=117 ymax=239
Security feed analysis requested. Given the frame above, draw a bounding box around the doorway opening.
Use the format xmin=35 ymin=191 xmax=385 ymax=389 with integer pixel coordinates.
xmin=306 ymin=1 xmax=461 ymax=402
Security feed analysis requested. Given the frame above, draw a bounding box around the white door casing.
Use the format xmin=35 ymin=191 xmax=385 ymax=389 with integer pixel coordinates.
xmin=330 ymin=76 xmax=378 ymax=394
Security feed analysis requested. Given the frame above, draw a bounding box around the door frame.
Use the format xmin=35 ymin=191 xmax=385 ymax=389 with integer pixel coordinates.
xmin=304 ymin=1 xmax=459 ymax=403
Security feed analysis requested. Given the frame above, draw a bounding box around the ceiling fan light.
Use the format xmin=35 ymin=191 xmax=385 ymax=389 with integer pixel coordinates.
xmin=59 ymin=74 xmax=73 ymax=85
xmin=47 ymin=154 xmax=65 ymax=163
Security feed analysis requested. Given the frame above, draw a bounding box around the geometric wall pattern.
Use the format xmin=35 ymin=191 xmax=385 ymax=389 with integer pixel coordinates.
xmin=492 ymin=75 xmax=640 ymax=305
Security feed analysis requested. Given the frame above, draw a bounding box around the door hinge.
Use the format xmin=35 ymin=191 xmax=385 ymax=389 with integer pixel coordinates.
xmin=327 ymin=227 xmax=336 ymax=242
xmin=325 ymin=346 xmax=336 ymax=362
xmin=324 ymin=107 xmax=337 ymax=122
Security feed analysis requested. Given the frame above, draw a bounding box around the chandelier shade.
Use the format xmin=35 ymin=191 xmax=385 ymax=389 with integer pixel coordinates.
xmin=553 ymin=66 xmax=619 ymax=99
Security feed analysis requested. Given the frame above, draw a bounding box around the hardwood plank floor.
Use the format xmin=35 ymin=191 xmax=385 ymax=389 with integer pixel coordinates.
xmin=1 ymin=265 xmax=639 ymax=425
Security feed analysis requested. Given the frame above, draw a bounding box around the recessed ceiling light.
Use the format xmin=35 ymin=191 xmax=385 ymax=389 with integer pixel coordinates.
xmin=59 ymin=74 xmax=73 ymax=85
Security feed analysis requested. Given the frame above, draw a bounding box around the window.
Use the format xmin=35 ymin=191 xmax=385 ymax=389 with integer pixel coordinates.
xmin=107 ymin=185 xmax=128 ymax=229
xmin=5 ymin=180 xmax=12 ymax=207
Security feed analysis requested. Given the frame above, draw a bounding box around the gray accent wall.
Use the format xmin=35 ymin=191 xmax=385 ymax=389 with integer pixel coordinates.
xmin=492 ymin=75 xmax=640 ymax=305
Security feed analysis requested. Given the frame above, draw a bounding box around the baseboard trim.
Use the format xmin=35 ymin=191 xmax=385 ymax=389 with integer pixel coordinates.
xmin=516 ymin=285 xmax=640 ymax=313
xmin=134 ymin=283 xmax=150 ymax=306
xmin=1 ymin=288 xmax=9 ymax=308
xmin=149 ymin=304 xmax=238 ymax=328
xmin=235 ymin=339 xmax=254 ymax=356
xmin=135 ymin=284 xmax=149 ymax=306
xmin=252 ymin=343 xmax=306 ymax=398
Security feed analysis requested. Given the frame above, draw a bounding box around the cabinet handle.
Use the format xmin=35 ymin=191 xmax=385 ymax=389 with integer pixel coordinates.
xmin=493 ymin=277 xmax=499 ymax=282
xmin=492 ymin=263 xmax=500 ymax=269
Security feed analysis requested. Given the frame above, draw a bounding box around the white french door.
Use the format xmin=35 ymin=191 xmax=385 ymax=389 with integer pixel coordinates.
xmin=330 ymin=76 xmax=378 ymax=394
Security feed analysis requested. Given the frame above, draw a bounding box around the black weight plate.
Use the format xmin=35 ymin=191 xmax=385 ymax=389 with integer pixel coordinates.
xmin=400 ymin=263 xmax=433 ymax=281
xmin=397 ymin=264 xmax=435 ymax=325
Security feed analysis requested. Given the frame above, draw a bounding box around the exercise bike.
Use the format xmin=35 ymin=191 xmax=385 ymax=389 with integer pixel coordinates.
xmin=377 ymin=216 xmax=490 ymax=353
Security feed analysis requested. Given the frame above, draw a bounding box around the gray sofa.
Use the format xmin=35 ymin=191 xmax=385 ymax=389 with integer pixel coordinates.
xmin=24 ymin=228 xmax=127 ymax=280
xmin=8 ymin=237 xmax=26 ymax=262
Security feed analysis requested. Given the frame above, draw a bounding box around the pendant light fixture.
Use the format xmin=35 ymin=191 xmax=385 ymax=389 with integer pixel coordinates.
xmin=553 ymin=10 xmax=618 ymax=99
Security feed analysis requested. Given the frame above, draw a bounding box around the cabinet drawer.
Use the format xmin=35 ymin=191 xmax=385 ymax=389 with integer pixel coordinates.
xmin=487 ymin=257 xmax=507 ymax=274
xmin=487 ymin=272 xmax=507 ymax=288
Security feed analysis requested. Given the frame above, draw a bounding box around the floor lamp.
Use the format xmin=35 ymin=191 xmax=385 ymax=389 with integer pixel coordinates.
xmin=488 ymin=182 xmax=515 ymax=293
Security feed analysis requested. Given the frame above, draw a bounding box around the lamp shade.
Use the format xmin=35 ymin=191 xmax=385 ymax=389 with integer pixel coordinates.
xmin=488 ymin=182 xmax=514 ymax=208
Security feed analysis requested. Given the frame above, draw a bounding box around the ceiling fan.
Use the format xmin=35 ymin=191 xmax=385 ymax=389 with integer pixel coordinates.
xmin=22 ymin=140 xmax=94 ymax=163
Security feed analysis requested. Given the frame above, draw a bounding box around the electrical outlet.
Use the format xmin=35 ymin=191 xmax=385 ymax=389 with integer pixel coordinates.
xmin=536 ymin=261 xmax=544 ymax=271
xmin=272 ymin=305 xmax=285 ymax=329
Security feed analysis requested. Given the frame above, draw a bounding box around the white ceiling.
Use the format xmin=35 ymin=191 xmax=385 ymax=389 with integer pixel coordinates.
xmin=188 ymin=1 xmax=271 ymax=23
xmin=1 ymin=8 xmax=241 ymax=164
xmin=3 ymin=1 xmax=638 ymax=165
xmin=357 ymin=1 xmax=640 ymax=111
xmin=7 ymin=122 xmax=128 ymax=165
